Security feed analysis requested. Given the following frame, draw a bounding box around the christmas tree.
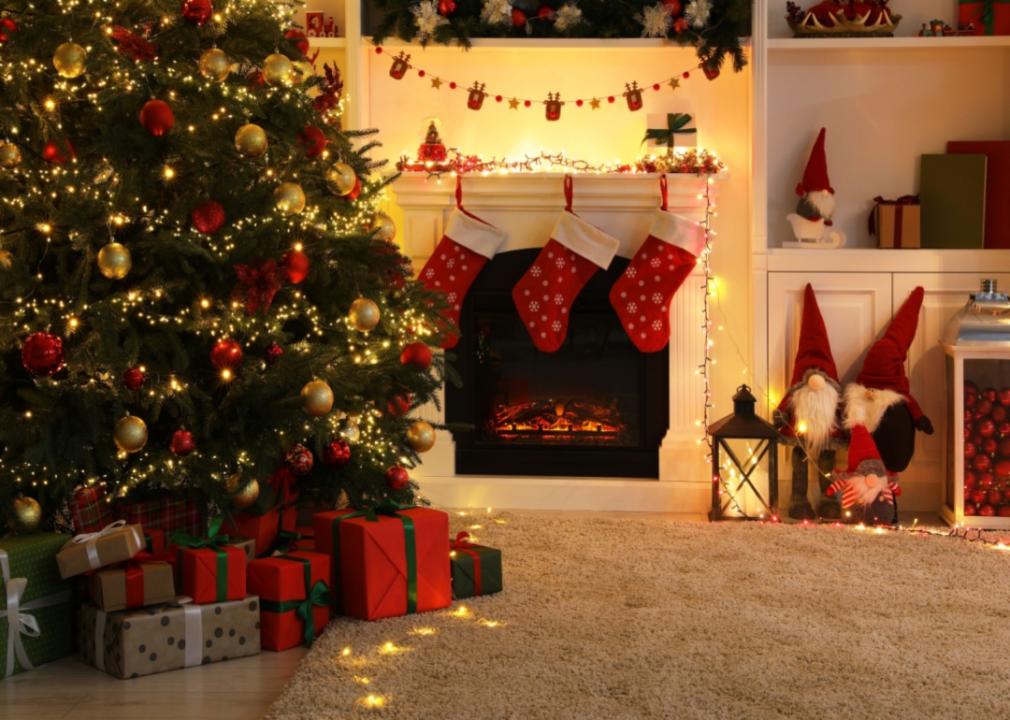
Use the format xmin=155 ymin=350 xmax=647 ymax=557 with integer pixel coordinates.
xmin=0 ymin=0 xmax=446 ymax=530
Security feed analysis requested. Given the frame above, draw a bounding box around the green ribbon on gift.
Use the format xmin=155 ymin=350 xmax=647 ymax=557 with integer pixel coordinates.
xmin=642 ymin=113 xmax=696 ymax=152
xmin=328 ymin=501 xmax=418 ymax=615
xmin=261 ymin=555 xmax=329 ymax=647
xmin=170 ymin=516 xmax=232 ymax=602
xmin=982 ymin=0 xmax=996 ymax=34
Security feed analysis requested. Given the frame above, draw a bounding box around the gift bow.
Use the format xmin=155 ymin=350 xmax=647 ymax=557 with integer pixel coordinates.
xmin=72 ymin=518 xmax=127 ymax=545
xmin=262 ymin=556 xmax=329 ymax=647
xmin=73 ymin=520 xmax=141 ymax=570
xmin=642 ymin=113 xmax=696 ymax=150
xmin=233 ymin=259 xmax=283 ymax=315
xmin=1 ymin=548 xmax=72 ymax=677
xmin=170 ymin=515 xmax=230 ymax=549
xmin=451 ymin=532 xmax=483 ymax=596
xmin=452 ymin=531 xmax=474 ymax=549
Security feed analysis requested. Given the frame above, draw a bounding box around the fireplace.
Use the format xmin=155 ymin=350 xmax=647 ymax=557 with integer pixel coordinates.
xmin=446 ymin=249 xmax=670 ymax=478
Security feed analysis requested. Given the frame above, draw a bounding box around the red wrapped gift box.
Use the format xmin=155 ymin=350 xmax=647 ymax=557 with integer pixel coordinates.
xmin=178 ymin=545 xmax=246 ymax=604
xmin=314 ymin=506 xmax=451 ymax=621
xmin=960 ymin=0 xmax=1010 ymax=34
xmin=223 ymin=505 xmax=297 ymax=557
xmin=247 ymin=551 xmax=330 ymax=651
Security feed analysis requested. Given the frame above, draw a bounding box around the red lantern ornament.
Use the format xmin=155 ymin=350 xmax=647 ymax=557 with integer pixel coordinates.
xmin=323 ymin=438 xmax=351 ymax=467
xmin=191 ymin=200 xmax=225 ymax=235
xmin=467 ymin=82 xmax=487 ymax=111
xmin=386 ymin=393 xmax=413 ymax=417
xmin=400 ymin=342 xmax=433 ymax=370
xmin=181 ymin=0 xmax=213 ymax=25
xmin=298 ymin=125 xmax=327 ymax=158
xmin=22 ymin=332 xmax=65 ymax=376
xmin=285 ymin=444 xmax=314 ymax=475
xmin=386 ymin=465 xmax=409 ymax=490
xmin=281 ymin=249 xmax=310 ymax=284
xmin=265 ymin=342 xmax=284 ymax=366
xmin=210 ymin=337 xmax=243 ymax=370
xmin=0 ymin=17 xmax=18 ymax=43
xmin=544 ymin=92 xmax=564 ymax=122
xmin=42 ymin=138 xmax=75 ymax=165
xmin=170 ymin=429 xmax=196 ymax=456
xmin=284 ymin=28 xmax=309 ymax=56
xmin=438 ymin=0 xmax=456 ymax=15
xmin=122 ymin=366 xmax=145 ymax=390
xmin=511 ymin=8 xmax=527 ymax=27
xmin=139 ymin=99 xmax=174 ymax=137
xmin=623 ymin=81 xmax=643 ymax=112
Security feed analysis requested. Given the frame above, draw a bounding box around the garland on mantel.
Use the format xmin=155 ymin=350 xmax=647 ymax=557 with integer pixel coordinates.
xmin=396 ymin=148 xmax=726 ymax=175
xmin=371 ymin=0 xmax=751 ymax=73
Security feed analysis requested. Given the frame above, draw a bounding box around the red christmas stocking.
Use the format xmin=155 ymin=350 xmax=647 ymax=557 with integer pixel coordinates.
xmin=609 ymin=176 xmax=706 ymax=353
xmin=512 ymin=176 xmax=620 ymax=353
xmin=418 ymin=177 xmax=507 ymax=349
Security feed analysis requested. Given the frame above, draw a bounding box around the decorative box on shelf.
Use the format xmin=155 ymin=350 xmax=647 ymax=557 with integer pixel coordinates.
xmin=942 ymin=280 xmax=1010 ymax=528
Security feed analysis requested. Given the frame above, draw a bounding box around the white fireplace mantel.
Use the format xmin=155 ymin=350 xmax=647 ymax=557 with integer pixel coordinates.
xmin=397 ymin=173 xmax=715 ymax=513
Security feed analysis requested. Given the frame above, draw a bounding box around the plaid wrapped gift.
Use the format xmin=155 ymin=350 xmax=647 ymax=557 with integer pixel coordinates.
xmin=71 ymin=486 xmax=115 ymax=534
xmin=117 ymin=494 xmax=205 ymax=536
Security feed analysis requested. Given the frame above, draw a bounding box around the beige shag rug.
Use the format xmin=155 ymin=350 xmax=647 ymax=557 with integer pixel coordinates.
xmin=266 ymin=513 xmax=1010 ymax=720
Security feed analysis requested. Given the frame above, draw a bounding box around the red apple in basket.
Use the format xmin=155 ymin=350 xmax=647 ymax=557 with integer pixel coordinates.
xmin=995 ymin=459 xmax=1010 ymax=479
xmin=965 ymin=392 xmax=978 ymax=410
xmin=999 ymin=506 xmax=1010 ymax=517
xmin=989 ymin=489 xmax=1004 ymax=506
xmin=976 ymin=400 xmax=993 ymax=418
xmin=984 ymin=438 xmax=999 ymax=456
xmin=966 ymin=441 xmax=978 ymax=460
xmin=972 ymin=489 xmax=988 ymax=506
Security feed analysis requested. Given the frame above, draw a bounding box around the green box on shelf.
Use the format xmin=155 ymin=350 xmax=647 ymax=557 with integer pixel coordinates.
xmin=0 ymin=532 xmax=74 ymax=677
xmin=450 ymin=534 xmax=502 ymax=599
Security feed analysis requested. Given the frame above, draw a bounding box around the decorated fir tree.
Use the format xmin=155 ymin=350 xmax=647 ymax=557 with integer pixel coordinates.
xmin=0 ymin=0 xmax=447 ymax=531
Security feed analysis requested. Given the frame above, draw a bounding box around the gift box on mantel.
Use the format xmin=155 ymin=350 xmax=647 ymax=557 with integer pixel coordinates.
xmin=0 ymin=533 xmax=74 ymax=678
xmin=870 ymin=196 xmax=921 ymax=249
xmin=449 ymin=532 xmax=503 ymax=600
xmin=88 ymin=558 xmax=176 ymax=612
xmin=247 ymin=551 xmax=330 ymax=651
xmin=56 ymin=521 xmax=144 ymax=579
xmin=172 ymin=518 xmax=247 ymax=604
xmin=78 ymin=597 xmax=261 ymax=679
xmin=314 ymin=505 xmax=451 ymax=621
xmin=960 ymin=0 xmax=1010 ymax=35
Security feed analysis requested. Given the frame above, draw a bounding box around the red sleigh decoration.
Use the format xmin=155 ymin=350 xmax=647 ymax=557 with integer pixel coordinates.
xmin=389 ymin=51 xmax=411 ymax=80
xmin=623 ymin=82 xmax=643 ymax=112
xmin=544 ymin=92 xmax=564 ymax=121
xmin=467 ymin=82 xmax=487 ymax=110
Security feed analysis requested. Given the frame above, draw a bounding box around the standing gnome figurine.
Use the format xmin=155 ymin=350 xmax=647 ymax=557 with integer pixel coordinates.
xmin=786 ymin=127 xmax=846 ymax=248
xmin=774 ymin=284 xmax=845 ymax=520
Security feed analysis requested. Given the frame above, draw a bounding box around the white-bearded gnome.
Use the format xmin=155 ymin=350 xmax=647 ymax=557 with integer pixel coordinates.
xmin=826 ymin=423 xmax=901 ymax=526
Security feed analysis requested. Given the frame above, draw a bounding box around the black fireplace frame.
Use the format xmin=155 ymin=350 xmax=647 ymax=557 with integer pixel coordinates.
xmin=445 ymin=249 xmax=669 ymax=478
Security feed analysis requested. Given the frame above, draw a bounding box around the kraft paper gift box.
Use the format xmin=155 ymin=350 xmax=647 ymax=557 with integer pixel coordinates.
xmin=314 ymin=506 xmax=451 ymax=621
xmin=871 ymin=196 xmax=921 ymax=249
xmin=247 ymin=551 xmax=330 ymax=651
xmin=0 ymin=533 xmax=74 ymax=677
xmin=78 ymin=597 xmax=261 ymax=679
xmin=449 ymin=532 xmax=503 ymax=599
xmin=88 ymin=559 xmax=176 ymax=612
xmin=56 ymin=521 xmax=144 ymax=579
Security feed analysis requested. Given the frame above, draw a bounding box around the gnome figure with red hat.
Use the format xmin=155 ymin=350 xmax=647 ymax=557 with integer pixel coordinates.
xmin=785 ymin=127 xmax=846 ymax=248
xmin=844 ymin=286 xmax=934 ymax=475
xmin=826 ymin=423 xmax=901 ymax=525
xmin=774 ymin=284 xmax=845 ymax=520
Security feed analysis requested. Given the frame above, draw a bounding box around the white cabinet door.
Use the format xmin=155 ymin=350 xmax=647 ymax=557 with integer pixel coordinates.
xmin=893 ymin=274 xmax=1010 ymax=512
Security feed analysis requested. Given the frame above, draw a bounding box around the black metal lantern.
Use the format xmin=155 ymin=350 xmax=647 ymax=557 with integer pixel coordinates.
xmin=708 ymin=385 xmax=780 ymax=521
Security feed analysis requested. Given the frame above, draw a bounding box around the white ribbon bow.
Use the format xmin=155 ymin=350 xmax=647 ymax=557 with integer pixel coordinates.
xmin=1 ymin=548 xmax=71 ymax=678
xmin=71 ymin=520 xmax=138 ymax=569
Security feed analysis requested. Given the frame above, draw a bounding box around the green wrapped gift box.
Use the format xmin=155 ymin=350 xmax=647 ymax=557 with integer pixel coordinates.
xmin=0 ymin=533 xmax=74 ymax=677
xmin=449 ymin=533 xmax=502 ymax=599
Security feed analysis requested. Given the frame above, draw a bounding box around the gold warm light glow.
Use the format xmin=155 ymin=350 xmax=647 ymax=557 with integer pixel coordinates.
xmin=452 ymin=605 xmax=471 ymax=619
xmin=796 ymin=420 xmax=808 ymax=435
xmin=341 ymin=646 xmax=353 ymax=657
xmin=410 ymin=626 xmax=437 ymax=636
xmin=359 ymin=694 xmax=387 ymax=709
xmin=378 ymin=641 xmax=404 ymax=655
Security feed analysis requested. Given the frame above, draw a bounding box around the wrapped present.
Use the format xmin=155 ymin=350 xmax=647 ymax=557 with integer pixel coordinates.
xmin=56 ymin=521 xmax=144 ymax=579
xmin=144 ymin=528 xmax=166 ymax=554
xmin=88 ymin=558 xmax=175 ymax=612
xmin=644 ymin=113 xmax=697 ymax=152
xmin=247 ymin=551 xmax=330 ymax=651
xmin=870 ymin=196 xmax=921 ymax=249
xmin=117 ymin=494 xmax=205 ymax=536
xmin=231 ymin=537 xmax=257 ymax=563
xmin=314 ymin=505 xmax=451 ymax=621
xmin=449 ymin=532 xmax=503 ymax=599
xmin=222 ymin=506 xmax=295 ymax=557
xmin=172 ymin=518 xmax=247 ymax=604
xmin=274 ymin=526 xmax=316 ymax=554
xmin=78 ymin=597 xmax=261 ymax=679
xmin=71 ymin=486 xmax=115 ymax=534
xmin=960 ymin=0 xmax=1010 ymax=34
xmin=0 ymin=533 xmax=74 ymax=677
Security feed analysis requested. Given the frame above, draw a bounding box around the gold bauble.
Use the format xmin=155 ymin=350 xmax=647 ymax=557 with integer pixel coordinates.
xmin=262 ymin=53 xmax=293 ymax=86
xmin=114 ymin=415 xmax=148 ymax=454
xmin=234 ymin=123 xmax=268 ymax=157
xmin=406 ymin=420 xmax=436 ymax=453
xmin=0 ymin=141 xmax=21 ymax=168
xmin=198 ymin=48 xmax=231 ymax=82
xmin=12 ymin=496 xmax=42 ymax=534
xmin=226 ymin=474 xmax=260 ymax=510
xmin=371 ymin=213 xmax=396 ymax=242
xmin=53 ymin=42 xmax=87 ymax=79
xmin=325 ymin=162 xmax=357 ymax=196
xmin=291 ymin=61 xmax=314 ymax=85
xmin=348 ymin=297 xmax=380 ymax=332
xmin=301 ymin=379 xmax=334 ymax=417
xmin=96 ymin=242 xmax=132 ymax=280
xmin=274 ymin=182 xmax=306 ymax=216
xmin=0 ymin=250 xmax=12 ymax=269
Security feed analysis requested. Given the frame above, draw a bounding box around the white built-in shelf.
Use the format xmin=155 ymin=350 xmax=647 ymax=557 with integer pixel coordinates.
xmin=766 ymin=248 xmax=1010 ymax=273
xmin=308 ymin=37 xmax=347 ymax=48
xmin=371 ymin=37 xmax=747 ymax=50
xmin=768 ymin=35 xmax=1010 ymax=50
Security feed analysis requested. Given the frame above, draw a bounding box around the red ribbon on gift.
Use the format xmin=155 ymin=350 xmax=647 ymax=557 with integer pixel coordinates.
xmin=123 ymin=563 xmax=146 ymax=608
xmin=870 ymin=195 xmax=919 ymax=249
xmin=451 ymin=531 xmax=483 ymax=596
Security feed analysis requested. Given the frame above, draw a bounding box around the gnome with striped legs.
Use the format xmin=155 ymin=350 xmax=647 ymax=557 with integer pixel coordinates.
xmin=827 ymin=423 xmax=901 ymax=526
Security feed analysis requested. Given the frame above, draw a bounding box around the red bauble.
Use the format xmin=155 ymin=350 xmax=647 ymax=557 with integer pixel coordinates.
xmin=974 ymin=453 xmax=992 ymax=472
xmin=995 ymin=459 xmax=1010 ymax=479
xmin=966 ymin=380 xmax=979 ymax=396
xmin=662 ymin=0 xmax=682 ymax=12
xmin=438 ymin=0 xmax=456 ymax=14
xmin=191 ymin=200 xmax=226 ymax=235
xmin=1000 ymin=423 xmax=1010 ymax=441
xmin=965 ymin=392 xmax=977 ymax=409
xmin=298 ymin=125 xmax=327 ymax=158
xmin=281 ymin=249 xmax=310 ymax=284
xmin=965 ymin=470 xmax=978 ymax=489
xmin=1000 ymin=438 xmax=1010 ymax=457
xmin=348 ymin=177 xmax=362 ymax=201
xmin=0 ymin=17 xmax=18 ymax=43
xmin=972 ymin=489 xmax=988 ymax=506
xmin=537 ymin=5 xmax=554 ymax=19
xmin=170 ymin=429 xmax=196 ymax=456
xmin=210 ymin=337 xmax=243 ymax=370
xmin=386 ymin=465 xmax=409 ymax=490
xmin=979 ymin=472 xmax=995 ymax=490
xmin=985 ymin=387 xmax=999 ymax=403
xmin=21 ymin=332 xmax=64 ymax=376
xmin=265 ymin=342 xmax=284 ymax=366
xmin=988 ymin=489 xmax=1003 ymax=506
xmin=965 ymin=504 xmax=977 ymax=516
xmin=984 ymin=437 xmax=999 ymax=456
xmin=386 ymin=393 xmax=413 ymax=417
xmin=976 ymin=399 xmax=993 ymax=417
xmin=284 ymin=28 xmax=309 ymax=56
xmin=964 ymin=424 xmax=973 ymax=440
xmin=400 ymin=342 xmax=433 ymax=370
xmin=993 ymin=405 xmax=1008 ymax=423
xmin=285 ymin=444 xmax=314 ymax=475
xmin=980 ymin=504 xmax=996 ymax=517
xmin=181 ymin=0 xmax=213 ymax=25
xmin=42 ymin=138 xmax=75 ymax=165
xmin=999 ymin=505 xmax=1010 ymax=517
xmin=122 ymin=366 xmax=145 ymax=391
xmin=323 ymin=438 xmax=351 ymax=467
xmin=965 ymin=440 xmax=977 ymax=460
xmin=980 ymin=418 xmax=998 ymax=438
xmin=511 ymin=8 xmax=527 ymax=26
xmin=139 ymin=99 xmax=174 ymax=137
xmin=673 ymin=17 xmax=688 ymax=33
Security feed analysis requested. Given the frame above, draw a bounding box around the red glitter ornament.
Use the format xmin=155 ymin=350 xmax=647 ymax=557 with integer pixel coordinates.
xmin=511 ymin=8 xmax=527 ymax=26
xmin=285 ymin=444 xmax=314 ymax=475
xmin=210 ymin=337 xmax=243 ymax=370
xmin=191 ymin=200 xmax=226 ymax=235
xmin=265 ymin=342 xmax=284 ymax=366
xmin=21 ymin=332 xmax=64 ymax=376
xmin=284 ymin=28 xmax=309 ymax=56
xmin=298 ymin=125 xmax=327 ymax=158
xmin=386 ymin=393 xmax=413 ymax=417
xmin=181 ymin=0 xmax=213 ymax=26
xmin=0 ymin=17 xmax=18 ymax=44
xmin=139 ymin=99 xmax=174 ymax=137
xmin=123 ymin=366 xmax=145 ymax=391
xmin=42 ymin=138 xmax=75 ymax=165
xmin=281 ymin=249 xmax=310 ymax=284
xmin=400 ymin=342 xmax=433 ymax=370
xmin=438 ymin=0 xmax=456 ymax=15
xmin=386 ymin=466 xmax=409 ymax=490
xmin=170 ymin=429 xmax=196 ymax=456
xmin=323 ymin=439 xmax=352 ymax=467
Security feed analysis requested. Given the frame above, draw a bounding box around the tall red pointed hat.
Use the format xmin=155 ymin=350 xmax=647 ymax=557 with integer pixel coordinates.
xmin=795 ymin=127 xmax=833 ymax=196
xmin=846 ymin=424 xmax=882 ymax=473
xmin=857 ymin=287 xmax=924 ymax=397
xmin=789 ymin=283 xmax=839 ymax=388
